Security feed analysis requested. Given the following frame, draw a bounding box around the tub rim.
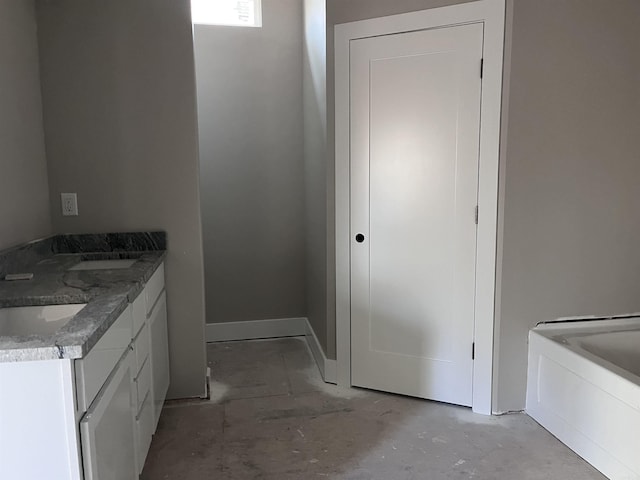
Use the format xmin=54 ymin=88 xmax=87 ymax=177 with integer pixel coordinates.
xmin=529 ymin=317 xmax=640 ymax=398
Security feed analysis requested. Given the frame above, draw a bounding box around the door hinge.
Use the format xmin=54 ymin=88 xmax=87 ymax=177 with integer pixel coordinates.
xmin=474 ymin=206 xmax=479 ymax=225
xmin=472 ymin=342 xmax=475 ymax=360
xmin=480 ymin=58 xmax=484 ymax=79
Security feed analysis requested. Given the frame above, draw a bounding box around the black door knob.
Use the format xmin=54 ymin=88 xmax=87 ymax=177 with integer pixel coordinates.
xmin=355 ymin=233 xmax=365 ymax=243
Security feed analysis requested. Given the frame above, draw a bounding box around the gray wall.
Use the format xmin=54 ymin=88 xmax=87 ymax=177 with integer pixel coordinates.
xmin=194 ymin=0 xmax=306 ymax=324
xmin=303 ymin=0 xmax=330 ymax=354
xmin=495 ymin=0 xmax=640 ymax=412
xmin=0 ymin=0 xmax=51 ymax=250
xmin=36 ymin=0 xmax=207 ymax=399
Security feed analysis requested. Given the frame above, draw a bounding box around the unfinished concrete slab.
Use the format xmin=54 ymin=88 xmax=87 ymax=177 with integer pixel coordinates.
xmin=141 ymin=337 xmax=606 ymax=480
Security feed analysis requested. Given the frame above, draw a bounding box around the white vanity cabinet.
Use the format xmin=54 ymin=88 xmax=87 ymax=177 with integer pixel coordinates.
xmin=80 ymin=348 xmax=137 ymax=480
xmin=77 ymin=304 xmax=137 ymax=480
xmin=78 ymin=262 xmax=168 ymax=479
xmin=0 ymin=261 xmax=169 ymax=480
xmin=149 ymin=291 xmax=170 ymax=428
xmin=130 ymin=262 xmax=169 ymax=474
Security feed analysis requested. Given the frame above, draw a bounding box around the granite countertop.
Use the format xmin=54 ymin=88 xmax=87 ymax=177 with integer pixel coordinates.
xmin=0 ymin=233 xmax=166 ymax=363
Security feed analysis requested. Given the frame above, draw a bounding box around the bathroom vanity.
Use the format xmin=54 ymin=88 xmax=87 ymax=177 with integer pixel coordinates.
xmin=0 ymin=233 xmax=169 ymax=479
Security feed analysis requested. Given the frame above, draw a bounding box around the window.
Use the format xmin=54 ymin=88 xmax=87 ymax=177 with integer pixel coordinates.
xmin=191 ymin=0 xmax=262 ymax=27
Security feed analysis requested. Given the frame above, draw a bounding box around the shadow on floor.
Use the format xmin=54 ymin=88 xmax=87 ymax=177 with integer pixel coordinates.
xmin=141 ymin=337 xmax=605 ymax=480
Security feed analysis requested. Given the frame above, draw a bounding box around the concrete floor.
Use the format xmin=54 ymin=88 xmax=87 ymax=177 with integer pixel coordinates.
xmin=141 ymin=337 xmax=606 ymax=480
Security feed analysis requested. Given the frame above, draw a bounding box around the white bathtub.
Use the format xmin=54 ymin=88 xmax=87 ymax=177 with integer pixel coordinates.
xmin=526 ymin=316 xmax=640 ymax=480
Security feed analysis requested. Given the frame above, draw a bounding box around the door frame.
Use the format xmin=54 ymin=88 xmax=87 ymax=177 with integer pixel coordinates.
xmin=334 ymin=0 xmax=505 ymax=415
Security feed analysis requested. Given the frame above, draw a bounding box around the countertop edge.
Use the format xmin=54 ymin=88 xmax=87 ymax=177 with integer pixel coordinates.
xmin=0 ymin=249 xmax=167 ymax=363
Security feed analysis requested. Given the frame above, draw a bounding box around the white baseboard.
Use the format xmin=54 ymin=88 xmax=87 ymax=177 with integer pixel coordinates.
xmin=205 ymin=317 xmax=307 ymax=342
xmin=205 ymin=317 xmax=337 ymax=384
xmin=304 ymin=319 xmax=337 ymax=384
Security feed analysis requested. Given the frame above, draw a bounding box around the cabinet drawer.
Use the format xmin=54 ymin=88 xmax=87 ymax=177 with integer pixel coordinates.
xmin=134 ymin=358 xmax=152 ymax=412
xmin=76 ymin=306 xmax=133 ymax=413
xmin=133 ymin=322 xmax=150 ymax=373
xmin=144 ymin=263 xmax=165 ymax=316
xmin=135 ymin=391 xmax=154 ymax=475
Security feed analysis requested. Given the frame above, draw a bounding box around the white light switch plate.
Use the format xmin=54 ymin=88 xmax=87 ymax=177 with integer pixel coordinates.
xmin=61 ymin=193 xmax=78 ymax=216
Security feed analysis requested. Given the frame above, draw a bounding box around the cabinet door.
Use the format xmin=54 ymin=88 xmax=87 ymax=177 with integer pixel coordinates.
xmin=80 ymin=349 xmax=136 ymax=480
xmin=135 ymin=391 xmax=154 ymax=475
xmin=149 ymin=291 xmax=170 ymax=428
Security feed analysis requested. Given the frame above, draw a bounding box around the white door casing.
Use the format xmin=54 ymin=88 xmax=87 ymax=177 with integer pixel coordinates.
xmin=350 ymin=23 xmax=483 ymax=407
xmin=335 ymin=0 xmax=505 ymax=415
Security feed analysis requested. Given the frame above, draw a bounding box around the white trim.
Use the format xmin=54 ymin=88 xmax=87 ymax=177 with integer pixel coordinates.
xmin=61 ymin=360 xmax=83 ymax=478
xmin=304 ymin=319 xmax=337 ymax=384
xmin=205 ymin=318 xmax=307 ymax=342
xmin=334 ymin=0 xmax=505 ymax=415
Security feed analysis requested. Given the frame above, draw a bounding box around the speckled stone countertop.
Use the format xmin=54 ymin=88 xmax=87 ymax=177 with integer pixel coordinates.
xmin=0 ymin=233 xmax=166 ymax=363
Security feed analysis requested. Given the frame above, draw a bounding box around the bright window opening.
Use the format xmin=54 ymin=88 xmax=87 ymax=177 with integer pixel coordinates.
xmin=191 ymin=0 xmax=262 ymax=27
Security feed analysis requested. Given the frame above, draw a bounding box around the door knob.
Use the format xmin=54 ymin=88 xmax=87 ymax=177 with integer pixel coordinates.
xmin=355 ymin=233 xmax=365 ymax=243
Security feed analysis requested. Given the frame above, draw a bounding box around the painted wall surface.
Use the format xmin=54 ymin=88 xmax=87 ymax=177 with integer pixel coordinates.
xmin=194 ymin=0 xmax=306 ymax=324
xmin=303 ymin=0 xmax=330 ymax=355
xmin=495 ymin=0 xmax=640 ymax=412
xmin=36 ymin=0 xmax=207 ymax=399
xmin=0 ymin=0 xmax=51 ymax=250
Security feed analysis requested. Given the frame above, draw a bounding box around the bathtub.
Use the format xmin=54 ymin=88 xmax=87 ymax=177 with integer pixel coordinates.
xmin=526 ymin=316 xmax=640 ymax=480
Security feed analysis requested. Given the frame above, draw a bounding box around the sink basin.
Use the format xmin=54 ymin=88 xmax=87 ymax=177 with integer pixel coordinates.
xmin=0 ymin=304 xmax=87 ymax=337
xmin=68 ymin=259 xmax=137 ymax=271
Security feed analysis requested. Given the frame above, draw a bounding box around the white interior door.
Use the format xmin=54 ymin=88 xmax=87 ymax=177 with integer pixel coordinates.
xmin=350 ymin=23 xmax=483 ymax=407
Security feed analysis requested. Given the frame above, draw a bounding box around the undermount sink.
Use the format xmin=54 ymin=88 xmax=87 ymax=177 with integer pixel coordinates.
xmin=0 ymin=304 xmax=87 ymax=337
xmin=68 ymin=259 xmax=137 ymax=271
